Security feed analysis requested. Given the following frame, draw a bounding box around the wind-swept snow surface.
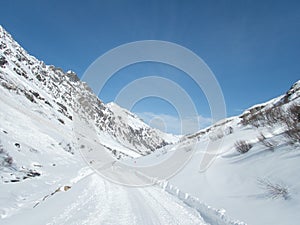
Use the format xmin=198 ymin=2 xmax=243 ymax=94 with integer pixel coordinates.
xmin=0 ymin=89 xmax=231 ymax=224
xmin=134 ymin=81 xmax=300 ymax=225
xmin=0 ymin=25 xmax=244 ymax=225
xmin=1 ymin=24 xmax=299 ymax=225
xmin=2 ymin=170 xmax=209 ymax=225
xmin=0 ymin=93 xmax=210 ymax=224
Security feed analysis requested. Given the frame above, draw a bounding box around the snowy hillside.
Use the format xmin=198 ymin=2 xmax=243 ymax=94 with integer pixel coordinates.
xmin=133 ymin=80 xmax=300 ymax=225
xmin=0 ymin=26 xmax=245 ymax=225
xmin=1 ymin=24 xmax=299 ymax=225
xmin=0 ymin=25 xmax=177 ymax=160
xmin=0 ymin=97 xmax=211 ymax=224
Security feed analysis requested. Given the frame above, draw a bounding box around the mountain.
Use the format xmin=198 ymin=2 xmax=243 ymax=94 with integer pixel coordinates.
xmin=0 ymin=25 xmax=177 ymax=162
xmin=1 ymin=25 xmax=299 ymax=225
xmin=0 ymin=25 xmax=244 ymax=225
xmin=134 ymin=80 xmax=300 ymax=225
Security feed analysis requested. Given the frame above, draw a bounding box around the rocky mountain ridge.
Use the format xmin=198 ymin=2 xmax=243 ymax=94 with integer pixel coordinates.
xmin=0 ymin=25 xmax=177 ymax=159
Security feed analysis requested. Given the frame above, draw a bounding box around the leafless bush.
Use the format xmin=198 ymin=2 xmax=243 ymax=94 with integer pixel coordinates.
xmin=227 ymin=126 xmax=233 ymax=134
xmin=240 ymin=114 xmax=249 ymax=126
xmin=284 ymin=128 xmax=300 ymax=144
xmin=251 ymin=114 xmax=261 ymax=128
xmin=264 ymin=107 xmax=285 ymax=126
xmin=258 ymin=133 xmax=276 ymax=150
xmin=0 ymin=145 xmax=4 ymax=154
xmin=209 ymin=129 xmax=224 ymax=141
xmin=254 ymin=104 xmax=299 ymax=144
xmin=216 ymin=131 xmax=224 ymax=139
xmin=241 ymin=104 xmax=297 ymax=129
xmin=257 ymin=133 xmax=266 ymax=142
xmin=282 ymin=104 xmax=300 ymax=144
xmin=241 ymin=110 xmax=266 ymax=128
xmin=0 ymin=144 xmax=13 ymax=166
xmin=257 ymin=178 xmax=289 ymax=200
xmin=235 ymin=140 xmax=252 ymax=153
xmin=4 ymin=156 xmax=13 ymax=165
xmin=240 ymin=112 xmax=260 ymax=127
xmin=288 ymin=103 xmax=300 ymax=120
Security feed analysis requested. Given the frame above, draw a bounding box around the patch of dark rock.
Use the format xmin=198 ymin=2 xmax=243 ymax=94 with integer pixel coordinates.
xmin=33 ymin=164 xmax=42 ymax=168
xmin=29 ymin=90 xmax=43 ymax=100
xmin=10 ymin=179 xmax=20 ymax=183
xmin=29 ymin=148 xmax=38 ymax=153
xmin=0 ymin=56 xmax=8 ymax=66
xmin=4 ymin=156 xmax=13 ymax=165
xmin=15 ymin=143 xmax=20 ymax=148
xmin=24 ymin=92 xmax=36 ymax=103
xmin=58 ymin=118 xmax=65 ymax=124
xmin=26 ymin=170 xmax=41 ymax=177
xmin=56 ymin=102 xmax=68 ymax=112
xmin=44 ymin=100 xmax=52 ymax=107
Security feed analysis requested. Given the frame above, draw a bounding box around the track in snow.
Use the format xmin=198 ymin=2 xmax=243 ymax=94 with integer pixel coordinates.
xmin=47 ymin=174 xmax=208 ymax=225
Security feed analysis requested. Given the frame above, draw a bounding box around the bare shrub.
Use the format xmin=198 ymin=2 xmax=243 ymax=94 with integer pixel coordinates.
xmin=282 ymin=104 xmax=300 ymax=144
xmin=240 ymin=112 xmax=260 ymax=127
xmin=288 ymin=103 xmax=300 ymax=121
xmin=264 ymin=107 xmax=285 ymax=126
xmin=241 ymin=110 xmax=266 ymax=128
xmin=258 ymin=133 xmax=276 ymax=150
xmin=216 ymin=131 xmax=224 ymax=139
xmin=235 ymin=140 xmax=252 ymax=153
xmin=4 ymin=156 xmax=13 ymax=165
xmin=251 ymin=115 xmax=261 ymax=128
xmin=256 ymin=104 xmax=299 ymax=144
xmin=209 ymin=129 xmax=224 ymax=141
xmin=257 ymin=133 xmax=266 ymax=142
xmin=240 ymin=114 xmax=250 ymax=126
xmin=257 ymin=178 xmax=289 ymax=200
xmin=284 ymin=127 xmax=300 ymax=144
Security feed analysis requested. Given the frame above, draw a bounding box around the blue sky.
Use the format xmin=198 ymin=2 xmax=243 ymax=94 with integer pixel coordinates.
xmin=1 ymin=0 xmax=299 ymax=134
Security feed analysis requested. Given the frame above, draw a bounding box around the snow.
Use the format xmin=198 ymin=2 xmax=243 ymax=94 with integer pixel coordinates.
xmin=133 ymin=95 xmax=300 ymax=225
xmin=1 ymin=24 xmax=300 ymax=225
xmin=2 ymin=171 xmax=210 ymax=225
xmin=0 ymin=25 xmax=222 ymax=224
xmin=106 ymin=102 xmax=180 ymax=143
xmin=0 ymin=95 xmax=211 ymax=224
xmin=0 ymin=24 xmax=179 ymax=160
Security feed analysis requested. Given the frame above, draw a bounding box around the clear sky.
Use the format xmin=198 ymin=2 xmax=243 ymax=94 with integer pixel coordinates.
xmin=1 ymin=0 xmax=299 ymax=134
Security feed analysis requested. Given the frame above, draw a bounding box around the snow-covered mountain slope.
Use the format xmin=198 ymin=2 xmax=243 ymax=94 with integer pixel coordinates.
xmin=0 ymin=25 xmax=177 ymax=160
xmin=0 ymin=96 xmax=211 ymax=224
xmin=133 ymin=81 xmax=300 ymax=225
xmin=0 ymin=26 xmax=229 ymax=224
xmin=0 ymin=90 xmax=242 ymax=224
xmin=1 ymin=26 xmax=235 ymax=225
xmin=1 ymin=24 xmax=299 ymax=225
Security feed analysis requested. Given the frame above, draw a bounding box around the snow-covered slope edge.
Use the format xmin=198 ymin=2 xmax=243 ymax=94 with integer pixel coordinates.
xmin=159 ymin=181 xmax=246 ymax=225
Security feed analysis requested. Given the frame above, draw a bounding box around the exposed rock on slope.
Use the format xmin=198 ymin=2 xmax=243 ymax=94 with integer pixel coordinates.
xmin=0 ymin=25 xmax=177 ymax=159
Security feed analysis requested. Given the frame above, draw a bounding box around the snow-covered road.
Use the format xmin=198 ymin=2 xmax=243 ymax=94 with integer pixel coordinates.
xmin=47 ymin=174 xmax=208 ymax=225
xmin=2 ymin=169 xmax=208 ymax=225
